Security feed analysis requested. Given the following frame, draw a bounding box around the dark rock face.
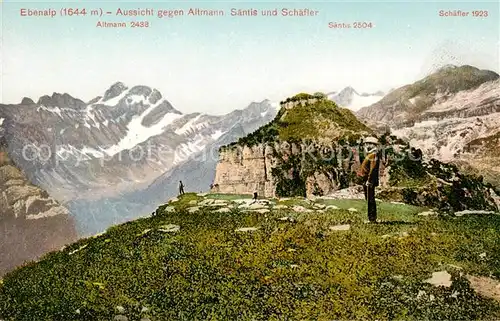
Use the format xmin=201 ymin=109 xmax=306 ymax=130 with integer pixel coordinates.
xmin=148 ymin=89 xmax=162 ymax=105
xmin=141 ymin=101 xmax=180 ymax=127
xmin=21 ymin=97 xmax=35 ymax=105
xmin=103 ymin=82 xmax=128 ymax=101
xmin=37 ymin=93 xmax=86 ymax=110
xmin=128 ymin=85 xmax=152 ymax=96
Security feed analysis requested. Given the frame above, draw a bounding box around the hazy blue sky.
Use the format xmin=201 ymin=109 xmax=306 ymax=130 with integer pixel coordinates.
xmin=1 ymin=0 xmax=499 ymax=114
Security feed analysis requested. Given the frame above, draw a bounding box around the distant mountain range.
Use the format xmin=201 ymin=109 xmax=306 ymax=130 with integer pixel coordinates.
xmin=327 ymin=87 xmax=385 ymax=111
xmin=69 ymin=99 xmax=278 ymax=235
xmin=0 ymin=84 xmax=277 ymax=234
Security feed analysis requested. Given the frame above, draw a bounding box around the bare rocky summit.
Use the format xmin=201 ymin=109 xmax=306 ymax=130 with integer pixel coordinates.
xmin=357 ymin=65 xmax=498 ymax=128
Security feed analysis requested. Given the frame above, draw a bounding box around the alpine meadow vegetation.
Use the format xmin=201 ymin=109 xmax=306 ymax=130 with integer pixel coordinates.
xmin=1 ymin=193 xmax=500 ymax=320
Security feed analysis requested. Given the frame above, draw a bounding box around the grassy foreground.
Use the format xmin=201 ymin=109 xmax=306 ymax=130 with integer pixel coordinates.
xmin=1 ymin=193 xmax=500 ymax=320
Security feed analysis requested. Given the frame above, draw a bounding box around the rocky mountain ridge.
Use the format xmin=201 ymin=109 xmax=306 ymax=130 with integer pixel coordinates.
xmin=357 ymin=65 xmax=499 ymax=128
xmin=356 ymin=65 xmax=500 ymax=187
xmin=0 ymin=83 xmax=182 ymax=201
xmin=0 ymin=83 xmax=277 ymax=202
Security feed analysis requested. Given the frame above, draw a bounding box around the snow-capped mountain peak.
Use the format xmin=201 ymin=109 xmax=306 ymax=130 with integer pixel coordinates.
xmin=0 ymin=83 xmax=277 ymax=203
xmin=328 ymin=86 xmax=385 ymax=111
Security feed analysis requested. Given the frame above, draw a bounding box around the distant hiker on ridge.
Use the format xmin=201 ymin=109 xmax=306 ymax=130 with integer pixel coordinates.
xmin=178 ymin=180 xmax=185 ymax=196
xmin=358 ymin=137 xmax=380 ymax=223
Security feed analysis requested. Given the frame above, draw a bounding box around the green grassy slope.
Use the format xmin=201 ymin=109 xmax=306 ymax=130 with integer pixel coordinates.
xmin=277 ymin=99 xmax=371 ymax=142
xmin=1 ymin=193 xmax=500 ymax=320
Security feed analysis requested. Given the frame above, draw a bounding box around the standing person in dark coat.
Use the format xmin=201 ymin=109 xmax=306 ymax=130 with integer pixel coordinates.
xmin=252 ymin=190 xmax=258 ymax=203
xmin=178 ymin=180 xmax=185 ymax=196
xmin=357 ymin=137 xmax=380 ymax=223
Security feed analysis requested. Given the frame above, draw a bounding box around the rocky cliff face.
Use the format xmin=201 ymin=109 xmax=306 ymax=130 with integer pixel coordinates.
xmin=212 ymin=144 xmax=276 ymax=197
xmin=212 ymin=139 xmax=396 ymax=199
xmin=0 ymin=140 xmax=77 ymax=277
xmin=212 ymin=142 xmax=356 ymax=198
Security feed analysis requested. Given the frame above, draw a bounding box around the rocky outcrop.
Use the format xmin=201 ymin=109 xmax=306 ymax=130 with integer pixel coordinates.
xmin=0 ymin=143 xmax=77 ymax=277
xmin=280 ymin=98 xmax=320 ymax=110
xmin=377 ymin=159 xmax=500 ymax=213
xmin=211 ymin=141 xmax=369 ymax=198
xmin=211 ymin=144 xmax=276 ymax=197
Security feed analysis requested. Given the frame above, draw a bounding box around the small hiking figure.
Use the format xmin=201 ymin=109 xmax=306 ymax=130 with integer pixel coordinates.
xmin=252 ymin=191 xmax=258 ymax=203
xmin=178 ymin=180 xmax=185 ymax=196
xmin=358 ymin=137 xmax=380 ymax=223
